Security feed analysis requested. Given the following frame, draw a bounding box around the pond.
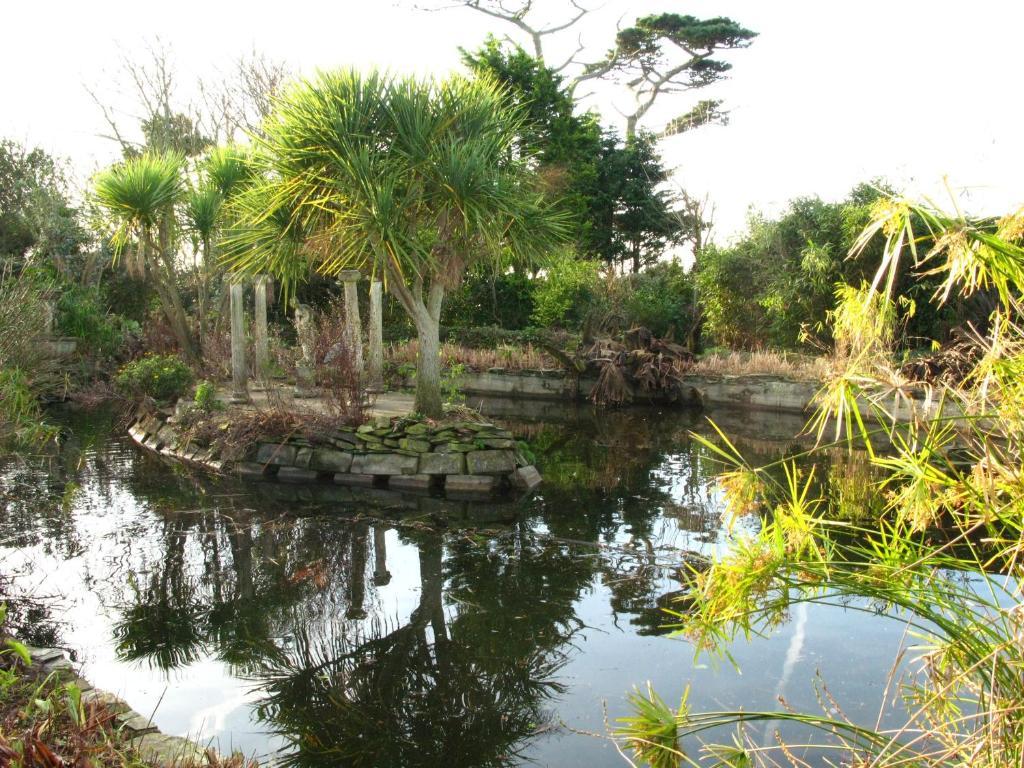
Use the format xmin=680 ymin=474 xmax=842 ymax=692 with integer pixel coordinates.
xmin=0 ymin=402 xmax=910 ymax=767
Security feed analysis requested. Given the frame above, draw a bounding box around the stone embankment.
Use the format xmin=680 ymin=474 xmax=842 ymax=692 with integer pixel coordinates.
xmin=128 ymin=411 xmax=542 ymax=500
xmin=23 ymin=645 xmax=211 ymax=766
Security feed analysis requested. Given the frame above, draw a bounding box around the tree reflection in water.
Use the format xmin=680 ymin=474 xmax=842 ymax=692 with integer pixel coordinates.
xmin=110 ymin=508 xmax=592 ymax=767
xmin=2 ymin=403 xmax=826 ymax=767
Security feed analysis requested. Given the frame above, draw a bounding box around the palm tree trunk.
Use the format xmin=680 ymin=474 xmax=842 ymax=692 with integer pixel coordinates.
xmin=414 ymin=314 xmax=443 ymax=417
xmin=386 ymin=271 xmax=445 ymax=418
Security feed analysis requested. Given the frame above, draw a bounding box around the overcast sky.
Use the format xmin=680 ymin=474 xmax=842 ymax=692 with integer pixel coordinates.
xmin=3 ymin=0 xmax=1021 ymax=240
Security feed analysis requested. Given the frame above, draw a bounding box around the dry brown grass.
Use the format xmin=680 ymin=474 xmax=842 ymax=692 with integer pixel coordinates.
xmin=691 ymin=350 xmax=829 ymax=381
xmin=385 ymin=340 xmax=557 ymax=372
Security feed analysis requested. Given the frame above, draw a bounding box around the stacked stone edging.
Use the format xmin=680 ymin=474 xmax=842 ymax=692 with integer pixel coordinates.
xmin=23 ymin=645 xmax=210 ymax=766
xmin=128 ymin=411 xmax=542 ymax=500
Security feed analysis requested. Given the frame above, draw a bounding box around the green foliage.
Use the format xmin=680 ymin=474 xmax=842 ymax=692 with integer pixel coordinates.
xmin=224 ymin=67 xmax=569 ymax=416
xmin=531 ymin=250 xmax=600 ymax=327
xmin=192 ymin=380 xmax=222 ymax=413
xmin=115 ymin=354 xmax=193 ymax=402
xmin=695 ymin=182 xmax=957 ymax=350
xmin=93 ymin=151 xmax=185 ymax=250
xmin=589 ymin=132 xmax=683 ymax=272
xmin=616 ymin=683 xmax=687 ymax=768
xmin=620 ymin=260 xmax=694 ymax=338
xmin=462 ymin=42 xmax=686 ymax=269
xmin=0 ymin=367 xmax=57 ymax=449
xmin=0 ymin=139 xmax=89 ymax=263
xmin=441 ymin=363 xmax=466 ymax=406
xmin=640 ymin=196 xmax=1024 ymax=767
xmin=56 ymin=285 xmax=125 ymax=357
xmin=462 ymin=38 xmax=603 ymax=248
xmin=0 ymin=269 xmax=58 ymax=449
xmin=442 ymin=269 xmax=536 ymax=329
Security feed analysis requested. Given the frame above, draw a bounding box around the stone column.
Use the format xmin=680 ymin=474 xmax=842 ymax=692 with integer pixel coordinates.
xmin=229 ymin=281 xmax=249 ymax=403
xmin=253 ymin=276 xmax=270 ymax=389
xmin=367 ymin=279 xmax=384 ymax=392
xmin=372 ymin=525 xmax=391 ymax=586
xmin=338 ymin=270 xmax=363 ymax=376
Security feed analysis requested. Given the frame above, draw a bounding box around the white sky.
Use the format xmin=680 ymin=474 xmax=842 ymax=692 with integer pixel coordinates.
xmin=2 ymin=0 xmax=1021 ymax=240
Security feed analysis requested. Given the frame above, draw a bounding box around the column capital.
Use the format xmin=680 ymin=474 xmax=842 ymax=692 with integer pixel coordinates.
xmin=337 ymin=269 xmax=362 ymax=283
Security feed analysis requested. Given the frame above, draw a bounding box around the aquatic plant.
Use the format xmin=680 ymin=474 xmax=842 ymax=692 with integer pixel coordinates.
xmin=617 ymin=191 xmax=1024 ymax=767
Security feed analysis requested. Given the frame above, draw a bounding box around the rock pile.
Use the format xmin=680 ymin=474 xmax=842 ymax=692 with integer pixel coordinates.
xmin=129 ymin=412 xmax=542 ymax=499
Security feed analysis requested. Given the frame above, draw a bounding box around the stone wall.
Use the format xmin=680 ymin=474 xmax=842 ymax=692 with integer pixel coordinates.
xmin=438 ymin=369 xmax=958 ymax=422
xmin=128 ymin=412 xmax=542 ymax=500
xmin=412 ymin=368 xmax=817 ymax=410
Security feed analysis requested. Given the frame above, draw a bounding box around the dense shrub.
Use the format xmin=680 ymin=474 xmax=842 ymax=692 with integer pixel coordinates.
xmin=531 ymin=250 xmax=600 ymax=328
xmin=620 ymin=260 xmax=695 ymax=338
xmin=0 ymin=269 xmax=58 ymax=447
xmin=57 ymin=285 xmax=128 ymax=358
xmin=695 ymin=183 xmax=962 ymax=350
xmin=443 ymin=270 xmax=536 ymax=330
xmin=115 ymin=354 xmax=193 ymax=402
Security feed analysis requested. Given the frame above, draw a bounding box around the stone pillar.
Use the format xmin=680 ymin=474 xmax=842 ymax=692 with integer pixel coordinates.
xmin=293 ymin=303 xmax=317 ymax=398
xmin=367 ymin=279 xmax=384 ymax=392
xmin=338 ymin=270 xmax=363 ymax=376
xmin=229 ymin=281 xmax=249 ymax=403
xmin=253 ymin=276 xmax=270 ymax=389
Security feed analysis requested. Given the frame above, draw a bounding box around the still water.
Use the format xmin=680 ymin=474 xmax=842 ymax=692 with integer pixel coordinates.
xmin=0 ymin=402 xmax=908 ymax=767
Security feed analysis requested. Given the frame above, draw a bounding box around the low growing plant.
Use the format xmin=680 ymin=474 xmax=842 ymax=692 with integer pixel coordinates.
xmin=115 ymin=354 xmax=193 ymax=402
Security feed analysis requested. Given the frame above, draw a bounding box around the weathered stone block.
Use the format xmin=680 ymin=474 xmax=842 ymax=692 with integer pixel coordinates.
xmin=418 ymin=452 xmax=466 ymax=475
xmin=331 ymin=432 xmax=360 ymax=447
xmin=466 ymin=449 xmax=516 ymax=476
xmin=294 ymin=447 xmax=313 ymax=468
xmin=351 ymin=453 xmax=419 ymax=476
xmin=481 ymin=438 xmax=515 ymax=449
xmin=399 ymin=438 xmax=431 ymax=453
xmin=155 ymin=426 xmax=178 ymax=449
xmin=310 ymin=448 xmax=352 ymax=473
xmin=405 ymin=422 xmax=430 ymax=435
xmin=511 ymin=465 xmax=543 ymax=490
xmin=334 ymin=472 xmax=379 ymax=487
xmin=387 ymin=474 xmax=436 ymax=492
xmin=276 ymin=466 xmax=319 ymax=483
xmin=256 ymin=443 xmax=297 ymax=466
xmin=446 ymin=443 xmax=476 ymax=453
xmin=236 ymin=462 xmax=273 ymax=480
xmin=445 ymin=474 xmax=498 ymax=495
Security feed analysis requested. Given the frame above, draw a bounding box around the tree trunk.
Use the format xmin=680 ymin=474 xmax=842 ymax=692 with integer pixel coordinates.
xmin=149 ymin=224 xmax=200 ymax=365
xmin=414 ymin=312 xmax=443 ymax=418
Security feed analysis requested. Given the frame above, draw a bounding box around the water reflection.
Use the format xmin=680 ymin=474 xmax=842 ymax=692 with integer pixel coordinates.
xmin=0 ymin=403 xmax=893 ymax=767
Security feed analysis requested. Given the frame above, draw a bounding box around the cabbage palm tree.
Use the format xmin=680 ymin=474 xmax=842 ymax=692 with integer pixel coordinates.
xmin=225 ymin=69 xmax=568 ymax=417
xmin=183 ymin=145 xmax=252 ymax=343
xmin=94 ymin=151 xmax=200 ymax=363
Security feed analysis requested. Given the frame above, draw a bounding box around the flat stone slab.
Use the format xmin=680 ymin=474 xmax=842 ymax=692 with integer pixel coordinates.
xmin=310 ymin=448 xmax=353 ymax=473
xmin=466 ymin=450 xmax=516 ymax=476
xmin=235 ymin=462 xmax=273 ymax=480
xmin=129 ymin=732 xmax=208 ymax=767
xmin=277 ymin=466 xmax=319 ymax=483
xmin=512 ymin=465 xmax=543 ymax=490
xmin=116 ymin=709 xmax=159 ymax=735
xmin=256 ymin=443 xmax=297 ymax=465
xmin=334 ymin=472 xmax=379 ymax=487
xmin=445 ymin=474 xmax=498 ymax=495
xmin=417 ymin=453 xmax=466 ymax=475
xmin=351 ymin=453 xmax=419 ymax=476
xmin=388 ymin=474 xmax=436 ymax=492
